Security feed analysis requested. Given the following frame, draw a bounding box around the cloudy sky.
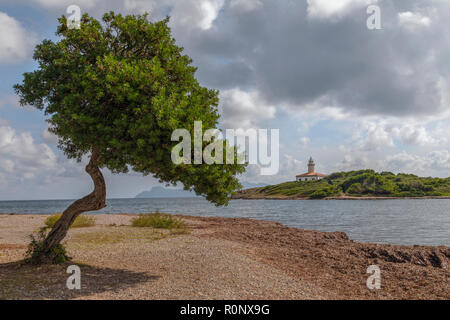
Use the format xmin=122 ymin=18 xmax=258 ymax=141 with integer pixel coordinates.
xmin=1 ymin=0 xmax=450 ymax=200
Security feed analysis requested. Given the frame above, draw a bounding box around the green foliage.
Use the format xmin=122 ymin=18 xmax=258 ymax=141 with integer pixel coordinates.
xmin=14 ymin=12 xmax=245 ymax=206
xmin=256 ymin=180 xmax=341 ymax=198
xmin=243 ymin=170 xmax=450 ymax=198
xmin=131 ymin=212 xmax=187 ymax=231
xmin=44 ymin=214 xmax=96 ymax=229
xmin=340 ymin=173 xmax=399 ymax=194
xmin=25 ymin=228 xmax=69 ymax=265
xmin=309 ymin=190 xmax=330 ymax=199
xmin=347 ymin=183 xmax=362 ymax=194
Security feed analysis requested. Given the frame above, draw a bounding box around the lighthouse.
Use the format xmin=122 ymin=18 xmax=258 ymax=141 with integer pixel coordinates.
xmin=296 ymin=157 xmax=327 ymax=182
xmin=308 ymin=157 xmax=315 ymax=173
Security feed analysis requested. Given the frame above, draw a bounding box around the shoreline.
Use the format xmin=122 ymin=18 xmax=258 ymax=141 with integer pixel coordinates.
xmin=0 ymin=214 xmax=448 ymax=300
xmin=1 ymin=211 xmax=448 ymax=247
xmin=232 ymin=195 xmax=450 ymax=200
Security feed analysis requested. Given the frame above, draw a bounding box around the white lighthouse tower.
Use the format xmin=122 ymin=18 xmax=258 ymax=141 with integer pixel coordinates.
xmin=296 ymin=157 xmax=326 ymax=182
xmin=307 ymin=157 xmax=315 ymax=173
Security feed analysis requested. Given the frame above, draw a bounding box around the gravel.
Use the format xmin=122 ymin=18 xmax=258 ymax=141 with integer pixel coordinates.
xmin=0 ymin=214 xmax=448 ymax=300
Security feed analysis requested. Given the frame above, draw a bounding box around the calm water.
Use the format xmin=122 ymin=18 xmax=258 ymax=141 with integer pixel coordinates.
xmin=0 ymin=198 xmax=449 ymax=246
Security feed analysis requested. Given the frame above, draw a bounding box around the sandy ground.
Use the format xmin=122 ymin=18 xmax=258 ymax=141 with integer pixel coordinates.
xmin=0 ymin=214 xmax=448 ymax=300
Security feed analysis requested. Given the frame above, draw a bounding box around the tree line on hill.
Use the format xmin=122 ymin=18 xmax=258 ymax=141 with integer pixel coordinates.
xmin=250 ymin=170 xmax=450 ymax=199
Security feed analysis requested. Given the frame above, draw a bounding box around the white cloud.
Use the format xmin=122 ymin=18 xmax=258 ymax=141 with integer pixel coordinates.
xmin=219 ymin=88 xmax=276 ymax=129
xmin=0 ymin=123 xmax=58 ymax=181
xmin=242 ymin=154 xmax=303 ymax=184
xmin=383 ymin=150 xmax=450 ymax=175
xmin=348 ymin=118 xmax=445 ymax=153
xmin=383 ymin=152 xmax=427 ymax=173
xmin=392 ymin=125 xmax=438 ymax=146
xmin=338 ymin=153 xmax=370 ymax=171
xmin=229 ymin=0 xmax=263 ymax=13
xmin=123 ymin=0 xmax=158 ymax=13
xmin=124 ymin=0 xmax=224 ymax=30
xmin=171 ymin=0 xmax=224 ymax=30
xmin=0 ymin=12 xmax=37 ymax=63
xmin=300 ymin=137 xmax=310 ymax=147
xmin=23 ymin=0 xmax=225 ymax=31
xmin=33 ymin=0 xmax=97 ymax=8
xmin=0 ymin=159 xmax=14 ymax=173
xmin=307 ymin=0 xmax=378 ymax=19
xmin=41 ymin=125 xmax=59 ymax=145
xmin=354 ymin=121 xmax=394 ymax=152
xmin=398 ymin=11 xmax=431 ymax=29
xmin=428 ymin=150 xmax=450 ymax=169
xmin=0 ymin=120 xmax=93 ymax=198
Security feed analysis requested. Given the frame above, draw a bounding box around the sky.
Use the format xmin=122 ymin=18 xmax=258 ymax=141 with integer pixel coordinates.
xmin=1 ymin=0 xmax=450 ymax=200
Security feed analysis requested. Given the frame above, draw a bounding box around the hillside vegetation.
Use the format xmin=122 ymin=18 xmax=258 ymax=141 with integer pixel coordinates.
xmin=235 ymin=170 xmax=450 ymax=199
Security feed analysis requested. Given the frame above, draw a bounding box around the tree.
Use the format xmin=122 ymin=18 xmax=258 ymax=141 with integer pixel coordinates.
xmin=346 ymin=183 xmax=362 ymax=195
xmin=14 ymin=12 xmax=246 ymax=262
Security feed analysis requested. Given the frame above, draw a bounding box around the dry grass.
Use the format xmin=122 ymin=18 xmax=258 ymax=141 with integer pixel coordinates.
xmin=131 ymin=213 xmax=188 ymax=234
xmin=69 ymin=227 xmax=169 ymax=247
xmin=44 ymin=214 xmax=96 ymax=229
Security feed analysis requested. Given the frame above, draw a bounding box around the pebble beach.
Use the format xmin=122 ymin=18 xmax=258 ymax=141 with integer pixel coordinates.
xmin=0 ymin=214 xmax=448 ymax=300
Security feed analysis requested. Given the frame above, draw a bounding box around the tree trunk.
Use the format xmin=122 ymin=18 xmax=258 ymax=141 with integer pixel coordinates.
xmin=42 ymin=148 xmax=106 ymax=252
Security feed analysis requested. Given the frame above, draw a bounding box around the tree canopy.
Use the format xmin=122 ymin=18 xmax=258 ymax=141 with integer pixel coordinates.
xmin=14 ymin=12 xmax=245 ymax=206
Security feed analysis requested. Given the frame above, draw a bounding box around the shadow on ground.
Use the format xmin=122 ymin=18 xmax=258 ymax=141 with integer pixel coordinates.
xmin=0 ymin=261 xmax=160 ymax=299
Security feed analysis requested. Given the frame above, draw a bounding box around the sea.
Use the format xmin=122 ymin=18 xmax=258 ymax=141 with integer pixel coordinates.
xmin=0 ymin=198 xmax=449 ymax=246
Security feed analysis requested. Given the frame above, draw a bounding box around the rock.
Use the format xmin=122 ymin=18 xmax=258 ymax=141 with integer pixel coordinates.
xmin=363 ymin=246 xmax=449 ymax=269
xmin=429 ymin=250 xmax=448 ymax=269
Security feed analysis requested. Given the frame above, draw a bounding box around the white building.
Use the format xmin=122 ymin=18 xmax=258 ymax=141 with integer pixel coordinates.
xmin=296 ymin=157 xmax=327 ymax=182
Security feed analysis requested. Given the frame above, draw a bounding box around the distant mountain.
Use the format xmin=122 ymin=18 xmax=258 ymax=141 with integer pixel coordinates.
xmin=135 ymin=187 xmax=197 ymax=198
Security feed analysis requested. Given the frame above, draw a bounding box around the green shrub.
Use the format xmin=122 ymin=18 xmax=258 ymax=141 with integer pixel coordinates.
xmin=309 ymin=190 xmax=329 ymax=199
xmin=25 ymin=228 xmax=69 ymax=265
xmin=131 ymin=213 xmax=186 ymax=231
xmin=341 ymin=173 xmax=399 ymax=195
xmin=341 ymin=173 xmax=372 ymax=192
xmin=326 ymin=172 xmax=345 ymax=180
xmin=347 ymin=183 xmax=362 ymax=194
xmin=44 ymin=214 xmax=96 ymax=229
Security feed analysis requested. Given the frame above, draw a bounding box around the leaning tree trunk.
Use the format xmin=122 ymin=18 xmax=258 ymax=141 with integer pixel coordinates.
xmin=42 ymin=148 xmax=106 ymax=253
